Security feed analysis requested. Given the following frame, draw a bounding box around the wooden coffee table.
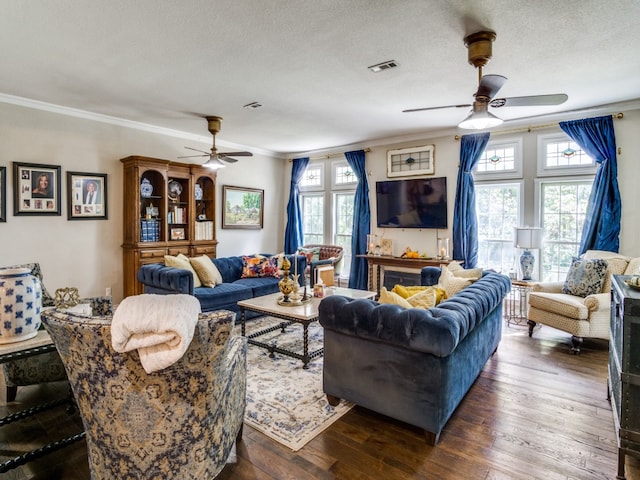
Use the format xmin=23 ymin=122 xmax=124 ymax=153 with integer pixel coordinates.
xmin=238 ymin=287 xmax=376 ymax=369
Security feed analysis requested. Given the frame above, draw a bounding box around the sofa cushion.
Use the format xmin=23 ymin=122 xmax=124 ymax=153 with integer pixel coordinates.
xmin=194 ymin=283 xmax=253 ymax=311
xmin=189 ymin=255 xmax=223 ymax=287
xmin=211 ymin=256 xmax=245 ymax=283
xmin=562 ymin=257 xmax=608 ymax=297
xmin=233 ymin=276 xmax=281 ymax=297
xmin=165 ymin=254 xmax=202 ymax=288
xmin=528 ymin=292 xmax=589 ymax=320
xmin=625 ymin=257 xmax=640 ymax=276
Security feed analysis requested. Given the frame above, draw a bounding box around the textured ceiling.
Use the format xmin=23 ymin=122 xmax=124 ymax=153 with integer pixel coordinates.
xmin=1 ymin=0 xmax=639 ymax=156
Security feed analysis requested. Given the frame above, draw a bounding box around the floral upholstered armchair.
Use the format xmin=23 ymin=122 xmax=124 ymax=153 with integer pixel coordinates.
xmin=527 ymin=250 xmax=640 ymax=353
xmin=41 ymin=307 xmax=247 ymax=480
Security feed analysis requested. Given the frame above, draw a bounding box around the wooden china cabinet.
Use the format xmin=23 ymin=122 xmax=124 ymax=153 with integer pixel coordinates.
xmin=121 ymin=155 xmax=218 ymax=297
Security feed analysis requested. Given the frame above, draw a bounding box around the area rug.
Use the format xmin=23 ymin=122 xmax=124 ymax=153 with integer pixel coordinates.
xmin=235 ymin=316 xmax=354 ymax=451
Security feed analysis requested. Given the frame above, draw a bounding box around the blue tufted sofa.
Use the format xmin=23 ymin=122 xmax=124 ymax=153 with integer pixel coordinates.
xmin=137 ymin=254 xmax=307 ymax=318
xmin=318 ymin=266 xmax=511 ymax=444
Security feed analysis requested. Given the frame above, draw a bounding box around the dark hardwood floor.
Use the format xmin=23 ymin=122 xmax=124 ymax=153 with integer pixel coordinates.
xmin=2 ymin=323 xmax=639 ymax=479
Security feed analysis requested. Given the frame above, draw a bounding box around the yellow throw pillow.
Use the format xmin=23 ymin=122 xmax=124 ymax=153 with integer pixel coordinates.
xmin=378 ymin=287 xmax=412 ymax=308
xmin=189 ymin=255 xmax=223 ymax=287
xmin=164 ymin=254 xmax=202 ymax=288
xmin=392 ymin=284 xmax=447 ymax=303
xmin=437 ymin=265 xmax=472 ymax=298
xmin=407 ymin=288 xmax=437 ymax=309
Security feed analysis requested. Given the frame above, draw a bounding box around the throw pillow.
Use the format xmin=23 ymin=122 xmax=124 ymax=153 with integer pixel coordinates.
xmin=444 ymin=261 xmax=482 ymax=280
xmin=391 ymin=284 xmax=447 ymax=304
xmin=437 ymin=265 xmax=472 ymax=298
xmin=189 ymin=255 xmax=223 ymax=287
xmin=378 ymin=287 xmax=412 ymax=308
xmin=164 ymin=254 xmax=202 ymax=288
xmin=241 ymin=255 xmax=279 ymax=278
xmin=407 ymin=288 xmax=437 ymax=309
xmin=562 ymin=257 xmax=608 ymax=297
xmin=297 ymin=247 xmax=320 ymax=263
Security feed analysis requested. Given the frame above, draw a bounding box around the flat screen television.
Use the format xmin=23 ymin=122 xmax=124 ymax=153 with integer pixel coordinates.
xmin=375 ymin=177 xmax=447 ymax=229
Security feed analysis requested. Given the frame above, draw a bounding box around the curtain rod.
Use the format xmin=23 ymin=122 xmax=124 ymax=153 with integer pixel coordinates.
xmin=288 ymin=147 xmax=371 ymax=162
xmin=453 ymin=112 xmax=624 ymax=140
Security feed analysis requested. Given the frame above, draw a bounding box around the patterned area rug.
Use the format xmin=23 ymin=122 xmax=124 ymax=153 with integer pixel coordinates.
xmin=236 ymin=316 xmax=354 ymax=451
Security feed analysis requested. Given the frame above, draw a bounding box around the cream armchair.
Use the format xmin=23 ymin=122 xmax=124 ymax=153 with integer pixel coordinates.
xmin=527 ymin=250 xmax=640 ymax=353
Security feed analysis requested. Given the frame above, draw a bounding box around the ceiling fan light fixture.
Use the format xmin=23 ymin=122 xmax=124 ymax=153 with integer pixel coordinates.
xmin=203 ymin=156 xmax=226 ymax=169
xmin=458 ymin=108 xmax=503 ymax=130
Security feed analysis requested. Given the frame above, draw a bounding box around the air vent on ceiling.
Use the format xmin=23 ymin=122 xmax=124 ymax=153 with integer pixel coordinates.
xmin=243 ymin=101 xmax=262 ymax=109
xmin=368 ymin=60 xmax=399 ymax=72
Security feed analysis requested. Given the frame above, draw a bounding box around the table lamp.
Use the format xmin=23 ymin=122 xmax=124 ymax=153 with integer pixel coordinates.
xmin=513 ymin=227 xmax=542 ymax=280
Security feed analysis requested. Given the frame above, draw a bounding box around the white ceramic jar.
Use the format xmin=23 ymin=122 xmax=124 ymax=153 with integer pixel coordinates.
xmin=0 ymin=267 xmax=42 ymax=344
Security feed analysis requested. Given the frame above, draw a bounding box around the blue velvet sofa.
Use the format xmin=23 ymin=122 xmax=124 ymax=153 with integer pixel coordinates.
xmin=318 ymin=266 xmax=510 ymax=444
xmin=137 ymin=254 xmax=307 ymax=318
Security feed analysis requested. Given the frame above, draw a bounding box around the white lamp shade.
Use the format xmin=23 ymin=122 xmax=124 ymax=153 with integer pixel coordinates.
xmin=458 ymin=109 xmax=504 ymax=130
xmin=514 ymin=227 xmax=542 ymax=249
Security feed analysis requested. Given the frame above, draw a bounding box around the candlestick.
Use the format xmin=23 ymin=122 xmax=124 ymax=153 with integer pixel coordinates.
xmin=294 ymin=255 xmax=297 ymax=276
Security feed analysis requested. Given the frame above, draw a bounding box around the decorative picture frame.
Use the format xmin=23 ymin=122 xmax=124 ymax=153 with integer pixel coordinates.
xmin=67 ymin=171 xmax=108 ymax=220
xmin=13 ymin=162 xmax=62 ymax=216
xmin=170 ymin=227 xmax=185 ymax=240
xmin=222 ymin=185 xmax=264 ymax=229
xmin=0 ymin=166 xmax=6 ymax=222
xmin=387 ymin=145 xmax=435 ymax=177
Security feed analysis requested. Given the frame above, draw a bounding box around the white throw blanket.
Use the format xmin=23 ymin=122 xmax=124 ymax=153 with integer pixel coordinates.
xmin=111 ymin=294 xmax=201 ymax=373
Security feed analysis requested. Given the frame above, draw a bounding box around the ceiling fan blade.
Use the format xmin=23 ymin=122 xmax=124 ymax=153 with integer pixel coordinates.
xmin=403 ymin=104 xmax=472 ymax=113
xmin=177 ymin=154 xmax=208 ymax=159
xmin=184 ymin=146 xmax=210 ymax=155
xmin=218 ymin=155 xmax=239 ymax=163
xmin=219 ymin=151 xmax=253 ymax=157
xmin=475 ymin=74 xmax=508 ymax=100
xmin=490 ymin=93 xmax=569 ymax=108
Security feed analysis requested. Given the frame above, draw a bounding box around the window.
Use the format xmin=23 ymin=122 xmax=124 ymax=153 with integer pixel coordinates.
xmin=538 ymin=179 xmax=593 ymax=282
xmin=537 ymin=134 xmax=597 ymax=176
xmin=474 ymin=138 xmax=523 ymax=180
xmin=300 ymin=160 xmax=356 ymax=278
xmin=474 ymin=137 xmax=523 ymax=274
xmin=476 ymin=182 xmax=521 ymax=274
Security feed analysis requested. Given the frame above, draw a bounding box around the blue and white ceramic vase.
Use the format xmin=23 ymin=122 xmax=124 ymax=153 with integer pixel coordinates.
xmin=140 ymin=177 xmax=153 ymax=198
xmin=0 ymin=268 xmax=42 ymax=344
xmin=194 ymin=183 xmax=203 ymax=200
xmin=520 ymin=249 xmax=535 ymax=281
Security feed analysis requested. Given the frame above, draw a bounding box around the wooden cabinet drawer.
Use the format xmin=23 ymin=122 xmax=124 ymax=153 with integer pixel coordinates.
xmin=139 ymin=249 xmax=166 ymax=259
xmin=191 ymin=245 xmax=216 ymax=257
xmin=167 ymin=246 xmax=189 ymax=256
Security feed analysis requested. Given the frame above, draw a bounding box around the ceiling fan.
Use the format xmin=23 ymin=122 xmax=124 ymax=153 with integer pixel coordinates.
xmin=179 ymin=116 xmax=253 ymax=169
xmin=403 ymin=31 xmax=568 ymax=129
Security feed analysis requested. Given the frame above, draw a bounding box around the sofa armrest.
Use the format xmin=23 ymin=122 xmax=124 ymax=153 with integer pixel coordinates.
xmin=421 ymin=266 xmax=442 ymax=286
xmin=137 ymin=263 xmax=194 ymax=294
xmin=584 ymin=292 xmax=611 ymax=312
xmin=531 ymin=281 xmax=564 ymax=293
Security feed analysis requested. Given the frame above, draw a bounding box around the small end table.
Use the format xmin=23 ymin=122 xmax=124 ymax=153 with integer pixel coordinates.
xmin=504 ymin=280 xmax=536 ymax=326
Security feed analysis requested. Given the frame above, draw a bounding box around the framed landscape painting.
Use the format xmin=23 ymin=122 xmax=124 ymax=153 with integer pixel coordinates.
xmin=222 ymin=185 xmax=264 ymax=229
xmin=12 ymin=162 xmax=61 ymax=216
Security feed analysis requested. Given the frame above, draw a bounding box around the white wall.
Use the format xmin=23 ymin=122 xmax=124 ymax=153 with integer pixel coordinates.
xmin=302 ymin=106 xmax=640 ymax=261
xmin=2 ymin=101 xmax=638 ymax=305
xmin=0 ymin=102 xmax=287 ymax=303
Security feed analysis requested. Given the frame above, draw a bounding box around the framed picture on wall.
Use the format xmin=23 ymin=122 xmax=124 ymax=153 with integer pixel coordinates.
xmin=0 ymin=166 xmax=6 ymax=222
xmin=222 ymin=185 xmax=264 ymax=229
xmin=66 ymin=171 xmax=108 ymax=220
xmin=12 ymin=162 xmax=61 ymax=216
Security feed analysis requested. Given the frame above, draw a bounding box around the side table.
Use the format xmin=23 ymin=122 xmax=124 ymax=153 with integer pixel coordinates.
xmin=0 ymin=331 xmax=85 ymax=473
xmin=504 ymin=280 xmax=535 ymax=326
